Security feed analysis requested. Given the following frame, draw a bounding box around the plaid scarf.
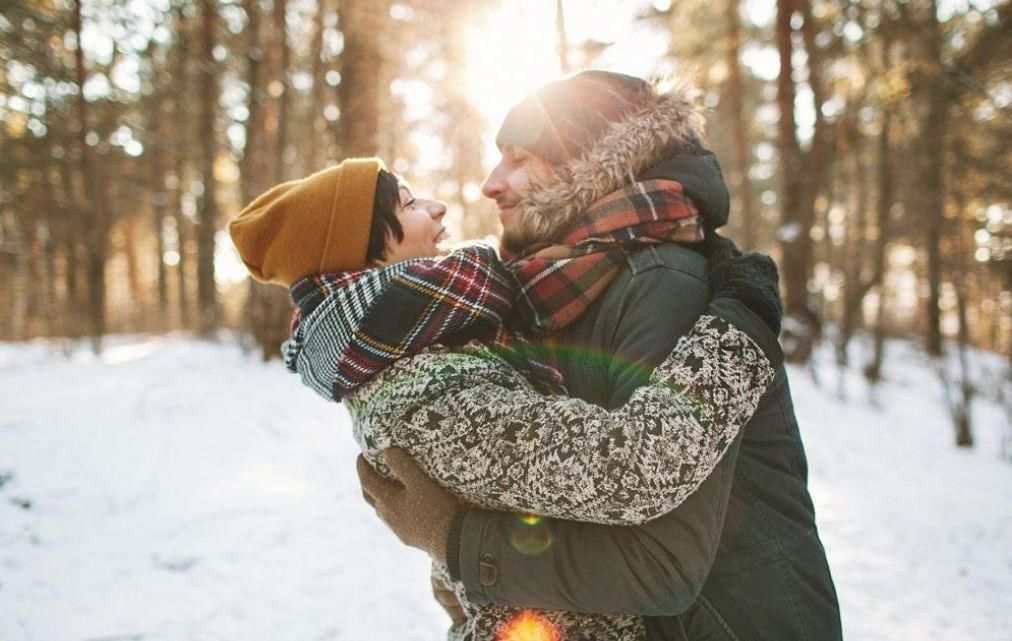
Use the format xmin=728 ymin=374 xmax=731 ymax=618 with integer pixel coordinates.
xmin=506 ymin=179 xmax=704 ymax=334
xmin=283 ymin=244 xmax=563 ymax=400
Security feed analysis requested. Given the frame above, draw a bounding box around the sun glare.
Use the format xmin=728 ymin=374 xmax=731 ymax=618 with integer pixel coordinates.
xmin=462 ymin=3 xmax=560 ymax=163
xmin=459 ymin=1 xmax=669 ymax=162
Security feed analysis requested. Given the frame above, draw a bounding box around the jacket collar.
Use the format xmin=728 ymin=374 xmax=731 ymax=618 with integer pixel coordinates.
xmin=511 ymin=81 xmax=712 ymax=250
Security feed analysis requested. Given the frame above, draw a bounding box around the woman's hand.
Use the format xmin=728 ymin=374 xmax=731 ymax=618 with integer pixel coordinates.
xmin=357 ymin=448 xmax=460 ymax=565
xmin=431 ymin=574 xmax=468 ymax=626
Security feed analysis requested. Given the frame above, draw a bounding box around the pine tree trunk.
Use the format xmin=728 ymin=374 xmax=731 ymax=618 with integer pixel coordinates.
xmin=337 ymin=0 xmax=389 ymax=156
xmin=726 ymin=0 xmax=756 ymax=249
xmin=306 ymin=0 xmax=329 ymax=172
xmin=242 ymin=0 xmax=293 ymax=361
xmin=776 ymin=0 xmax=806 ymax=316
xmin=865 ymin=105 xmax=894 ymax=393
xmin=196 ymin=0 xmax=220 ymax=335
xmin=274 ymin=0 xmax=290 ymax=184
xmin=173 ymin=1 xmax=192 ymax=328
xmin=953 ymin=283 xmax=974 ymax=447
xmin=776 ymin=0 xmax=830 ymax=364
xmin=9 ymin=220 xmax=28 ymax=341
xmin=149 ymin=91 xmax=170 ymax=317
xmin=923 ymin=104 xmax=948 ymax=358
xmin=74 ymin=0 xmax=108 ymax=352
xmin=122 ymin=214 xmax=144 ymax=328
xmin=903 ymin=0 xmax=950 ymax=357
xmin=775 ymin=0 xmax=818 ymax=363
xmin=556 ymin=0 xmax=570 ymax=74
xmin=798 ymin=0 xmax=830 ymax=244
xmin=241 ymin=0 xmax=265 ymax=203
xmin=59 ymin=154 xmax=83 ymax=337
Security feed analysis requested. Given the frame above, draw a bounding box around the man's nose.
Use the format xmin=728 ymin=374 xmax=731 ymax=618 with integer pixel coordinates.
xmin=482 ymin=165 xmax=505 ymax=200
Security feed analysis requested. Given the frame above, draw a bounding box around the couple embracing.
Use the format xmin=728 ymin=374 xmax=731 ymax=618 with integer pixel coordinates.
xmin=229 ymin=71 xmax=842 ymax=641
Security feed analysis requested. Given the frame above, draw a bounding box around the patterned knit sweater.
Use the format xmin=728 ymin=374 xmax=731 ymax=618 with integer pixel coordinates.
xmin=283 ymin=248 xmax=777 ymax=641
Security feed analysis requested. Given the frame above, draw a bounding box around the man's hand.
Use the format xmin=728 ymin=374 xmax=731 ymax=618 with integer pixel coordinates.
xmin=431 ymin=574 xmax=467 ymax=626
xmin=707 ymin=233 xmax=783 ymax=336
xmin=357 ymin=448 xmax=460 ymax=564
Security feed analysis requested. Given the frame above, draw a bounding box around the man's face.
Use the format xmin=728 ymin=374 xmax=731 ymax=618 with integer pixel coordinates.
xmin=481 ymin=145 xmax=556 ymax=252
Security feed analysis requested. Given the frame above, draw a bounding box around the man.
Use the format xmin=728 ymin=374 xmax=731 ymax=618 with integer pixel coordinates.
xmin=360 ymin=71 xmax=841 ymax=640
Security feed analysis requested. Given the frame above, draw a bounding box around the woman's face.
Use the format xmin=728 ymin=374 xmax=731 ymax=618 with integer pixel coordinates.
xmin=378 ymin=187 xmax=449 ymax=265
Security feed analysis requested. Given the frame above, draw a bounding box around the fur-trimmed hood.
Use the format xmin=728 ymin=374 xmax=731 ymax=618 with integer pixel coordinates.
xmin=509 ymin=82 xmax=729 ymax=251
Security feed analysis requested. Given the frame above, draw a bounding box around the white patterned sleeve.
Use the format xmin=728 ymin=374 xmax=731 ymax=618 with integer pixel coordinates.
xmin=353 ymin=314 xmax=776 ymax=526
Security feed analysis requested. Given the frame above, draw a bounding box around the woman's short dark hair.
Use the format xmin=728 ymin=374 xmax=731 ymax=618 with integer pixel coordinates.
xmin=366 ymin=169 xmax=404 ymax=264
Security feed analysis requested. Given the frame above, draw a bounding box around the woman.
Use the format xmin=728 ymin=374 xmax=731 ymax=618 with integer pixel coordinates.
xmin=229 ymin=157 xmax=782 ymax=641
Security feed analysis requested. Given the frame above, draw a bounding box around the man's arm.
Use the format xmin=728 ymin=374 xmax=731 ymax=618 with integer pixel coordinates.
xmin=448 ymin=260 xmax=736 ymax=615
xmin=450 ymin=437 xmax=740 ymax=615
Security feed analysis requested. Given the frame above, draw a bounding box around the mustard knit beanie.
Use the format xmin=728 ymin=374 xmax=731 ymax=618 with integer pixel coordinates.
xmin=228 ymin=158 xmax=386 ymax=287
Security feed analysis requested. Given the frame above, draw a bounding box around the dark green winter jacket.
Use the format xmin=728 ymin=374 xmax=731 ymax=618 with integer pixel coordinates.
xmin=447 ymin=238 xmax=841 ymax=640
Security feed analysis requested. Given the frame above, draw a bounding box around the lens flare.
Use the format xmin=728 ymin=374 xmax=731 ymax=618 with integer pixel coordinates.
xmin=541 ymin=341 xmax=713 ymax=418
xmin=509 ymin=514 xmax=553 ymax=556
xmin=495 ymin=610 xmax=562 ymax=641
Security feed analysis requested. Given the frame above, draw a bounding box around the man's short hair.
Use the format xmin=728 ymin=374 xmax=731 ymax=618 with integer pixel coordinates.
xmin=496 ymin=70 xmax=654 ymax=165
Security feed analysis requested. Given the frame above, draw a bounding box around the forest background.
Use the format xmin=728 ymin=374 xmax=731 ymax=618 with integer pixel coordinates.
xmin=1 ymin=0 xmax=1010 ymax=446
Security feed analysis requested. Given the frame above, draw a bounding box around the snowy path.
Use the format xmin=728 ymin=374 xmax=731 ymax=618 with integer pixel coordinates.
xmin=1 ymin=336 xmax=1009 ymax=641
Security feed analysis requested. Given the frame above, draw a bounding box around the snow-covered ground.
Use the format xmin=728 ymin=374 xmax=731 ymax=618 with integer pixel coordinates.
xmin=1 ymin=334 xmax=1009 ymax=641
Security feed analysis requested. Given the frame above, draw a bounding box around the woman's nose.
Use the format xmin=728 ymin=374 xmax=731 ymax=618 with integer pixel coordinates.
xmin=426 ymin=200 xmax=447 ymax=220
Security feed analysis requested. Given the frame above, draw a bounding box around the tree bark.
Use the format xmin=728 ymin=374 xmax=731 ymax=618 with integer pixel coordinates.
xmin=776 ymin=0 xmax=807 ymax=316
xmin=775 ymin=0 xmax=822 ymax=365
xmin=836 ymin=114 xmax=869 ymax=392
xmin=865 ymin=27 xmax=896 ymax=392
xmin=725 ymin=0 xmax=756 ymax=249
xmin=243 ymin=0 xmax=292 ymax=361
xmin=337 ymin=0 xmax=389 ymax=156
xmin=122 ymin=214 xmax=144 ymax=326
xmin=776 ymin=0 xmax=831 ymax=363
xmin=306 ymin=0 xmax=329 ymax=172
xmin=58 ymin=151 xmax=84 ymax=336
xmin=172 ymin=1 xmax=192 ymax=328
xmin=74 ymin=0 xmax=109 ymax=351
xmin=147 ymin=53 xmax=170 ymax=318
xmin=899 ymin=0 xmax=951 ymax=357
xmin=241 ymin=0 xmax=266 ymax=204
xmin=921 ymin=16 xmax=949 ymax=358
xmin=151 ymin=150 xmax=169 ymax=317
xmin=953 ymin=282 xmax=974 ymax=447
xmin=196 ymin=0 xmax=220 ymax=335
xmin=556 ymin=0 xmax=570 ymax=74
xmin=273 ymin=0 xmax=290 ymax=184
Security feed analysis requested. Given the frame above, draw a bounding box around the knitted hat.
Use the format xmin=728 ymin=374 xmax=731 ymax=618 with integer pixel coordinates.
xmin=496 ymin=71 xmax=658 ymax=164
xmin=229 ymin=158 xmax=385 ymax=286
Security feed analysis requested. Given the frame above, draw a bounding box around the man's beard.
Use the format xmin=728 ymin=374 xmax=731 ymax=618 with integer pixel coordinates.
xmin=500 ymin=223 xmax=538 ymax=257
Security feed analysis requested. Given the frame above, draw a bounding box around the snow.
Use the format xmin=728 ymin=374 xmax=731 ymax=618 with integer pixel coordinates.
xmin=1 ymin=334 xmax=1009 ymax=640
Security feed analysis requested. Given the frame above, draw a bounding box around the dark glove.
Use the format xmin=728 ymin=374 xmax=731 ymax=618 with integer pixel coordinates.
xmin=357 ymin=448 xmax=460 ymax=565
xmin=707 ymin=234 xmax=783 ymax=336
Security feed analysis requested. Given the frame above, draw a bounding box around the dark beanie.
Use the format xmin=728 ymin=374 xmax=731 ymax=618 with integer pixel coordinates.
xmin=496 ymin=71 xmax=656 ymax=165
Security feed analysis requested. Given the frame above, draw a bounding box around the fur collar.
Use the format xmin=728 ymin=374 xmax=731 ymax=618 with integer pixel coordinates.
xmin=511 ymin=82 xmax=707 ymax=250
